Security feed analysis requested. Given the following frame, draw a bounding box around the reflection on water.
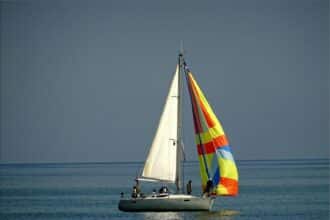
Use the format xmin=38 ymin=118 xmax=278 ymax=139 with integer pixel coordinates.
xmin=143 ymin=212 xmax=181 ymax=220
xmin=195 ymin=210 xmax=240 ymax=220
xmin=142 ymin=210 xmax=239 ymax=220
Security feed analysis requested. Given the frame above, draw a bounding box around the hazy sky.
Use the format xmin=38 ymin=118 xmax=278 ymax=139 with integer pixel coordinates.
xmin=1 ymin=0 xmax=329 ymax=163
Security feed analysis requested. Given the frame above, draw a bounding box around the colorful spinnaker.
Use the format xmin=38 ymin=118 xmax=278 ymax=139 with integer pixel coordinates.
xmin=185 ymin=69 xmax=239 ymax=196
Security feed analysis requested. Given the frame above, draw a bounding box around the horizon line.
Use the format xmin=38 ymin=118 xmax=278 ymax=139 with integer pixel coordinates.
xmin=0 ymin=157 xmax=329 ymax=166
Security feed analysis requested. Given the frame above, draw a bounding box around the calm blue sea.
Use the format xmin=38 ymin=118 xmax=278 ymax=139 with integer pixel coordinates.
xmin=0 ymin=159 xmax=329 ymax=220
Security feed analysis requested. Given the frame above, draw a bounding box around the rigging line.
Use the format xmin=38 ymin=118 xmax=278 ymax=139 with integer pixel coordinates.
xmin=179 ymin=47 xmax=187 ymax=192
xmin=183 ymin=62 xmax=211 ymax=180
xmin=178 ymin=54 xmax=186 ymax=192
xmin=175 ymin=53 xmax=183 ymax=192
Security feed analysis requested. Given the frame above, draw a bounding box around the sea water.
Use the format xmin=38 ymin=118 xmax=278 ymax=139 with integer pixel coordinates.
xmin=0 ymin=159 xmax=329 ymax=220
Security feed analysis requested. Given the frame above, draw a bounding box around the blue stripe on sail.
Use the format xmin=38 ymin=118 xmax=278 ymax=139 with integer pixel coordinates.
xmin=216 ymin=146 xmax=234 ymax=161
xmin=220 ymin=146 xmax=232 ymax=152
xmin=212 ymin=166 xmax=220 ymax=186
xmin=209 ymin=154 xmax=218 ymax=176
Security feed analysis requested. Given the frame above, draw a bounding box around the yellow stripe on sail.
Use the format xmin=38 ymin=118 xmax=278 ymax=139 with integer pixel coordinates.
xmin=216 ymin=185 xmax=229 ymax=195
xmin=195 ymin=124 xmax=225 ymax=144
xmin=198 ymin=156 xmax=208 ymax=186
xmin=198 ymin=153 xmax=216 ymax=185
xmin=218 ymin=157 xmax=239 ymax=180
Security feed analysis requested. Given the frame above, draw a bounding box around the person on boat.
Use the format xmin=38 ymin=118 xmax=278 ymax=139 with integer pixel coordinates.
xmin=131 ymin=186 xmax=137 ymax=198
xmin=134 ymin=179 xmax=141 ymax=196
xmin=203 ymin=179 xmax=213 ymax=197
xmin=152 ymin=189 xmax=156 ymax=197
xmin=186 ymin=180 xmax=192 ymax=195
xmin=158 ymin=185 xmax=169 ymax=194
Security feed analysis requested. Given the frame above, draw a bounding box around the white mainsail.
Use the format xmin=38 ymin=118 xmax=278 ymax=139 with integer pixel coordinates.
xmin=140 ymin=65 xmax=180 ymax=183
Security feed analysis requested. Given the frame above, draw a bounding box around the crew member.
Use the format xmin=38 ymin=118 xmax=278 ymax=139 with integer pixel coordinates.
xmin=131 ymin=186 xmax=137 ymax=198
xmin=186 ymin=180 xmax=192 ymax=195
xmin=203 ymin=179 xmax=213 ymax=197
xmin=135 ymin=179 xmax=141 ymax=195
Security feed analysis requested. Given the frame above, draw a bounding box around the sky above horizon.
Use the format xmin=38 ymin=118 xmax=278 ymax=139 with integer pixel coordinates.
xmin=1 ymin=0 xmax=329 ymax=163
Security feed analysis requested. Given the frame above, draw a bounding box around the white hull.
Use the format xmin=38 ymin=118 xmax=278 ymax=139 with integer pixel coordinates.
xmin=118 ymin=194 xmax=214 ymax=212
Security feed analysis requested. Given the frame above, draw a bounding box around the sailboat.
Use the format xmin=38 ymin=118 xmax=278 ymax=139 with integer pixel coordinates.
xmin=118 ymin=52 xmax=239 ymax=212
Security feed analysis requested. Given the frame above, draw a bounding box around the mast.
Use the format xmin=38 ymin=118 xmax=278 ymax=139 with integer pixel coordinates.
xmin=175 ymin=50 xmax=184 ymax=192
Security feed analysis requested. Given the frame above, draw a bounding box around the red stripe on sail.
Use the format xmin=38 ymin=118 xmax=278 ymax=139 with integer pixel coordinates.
xmin=219 ymin=177 xmax=238 ymax=196
xmin=197 ymin=135 xmax=229 ymax=155
xmin=201 ymin=177 xmax=238 ymax=196
xmin=213 ymin=135 xmax=229 ymax=148
xmin=187 ymin=75 xmax=203 ymax=133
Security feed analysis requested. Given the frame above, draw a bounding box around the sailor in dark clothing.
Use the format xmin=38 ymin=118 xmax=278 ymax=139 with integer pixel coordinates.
xmin=186 ymin=180 xmax=192 ymax=195
xmin=131 ymin=179 xmax=141 ymax=198
xmin=135 ymin=179 xmax=141 ymax=195
xmin=159 ymin=185 xmax=169 ymax=194
xmin=131 ymin=186 xmax=137 ymax=198
xmin=203 ymin=179 xmax=213 ymax=197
